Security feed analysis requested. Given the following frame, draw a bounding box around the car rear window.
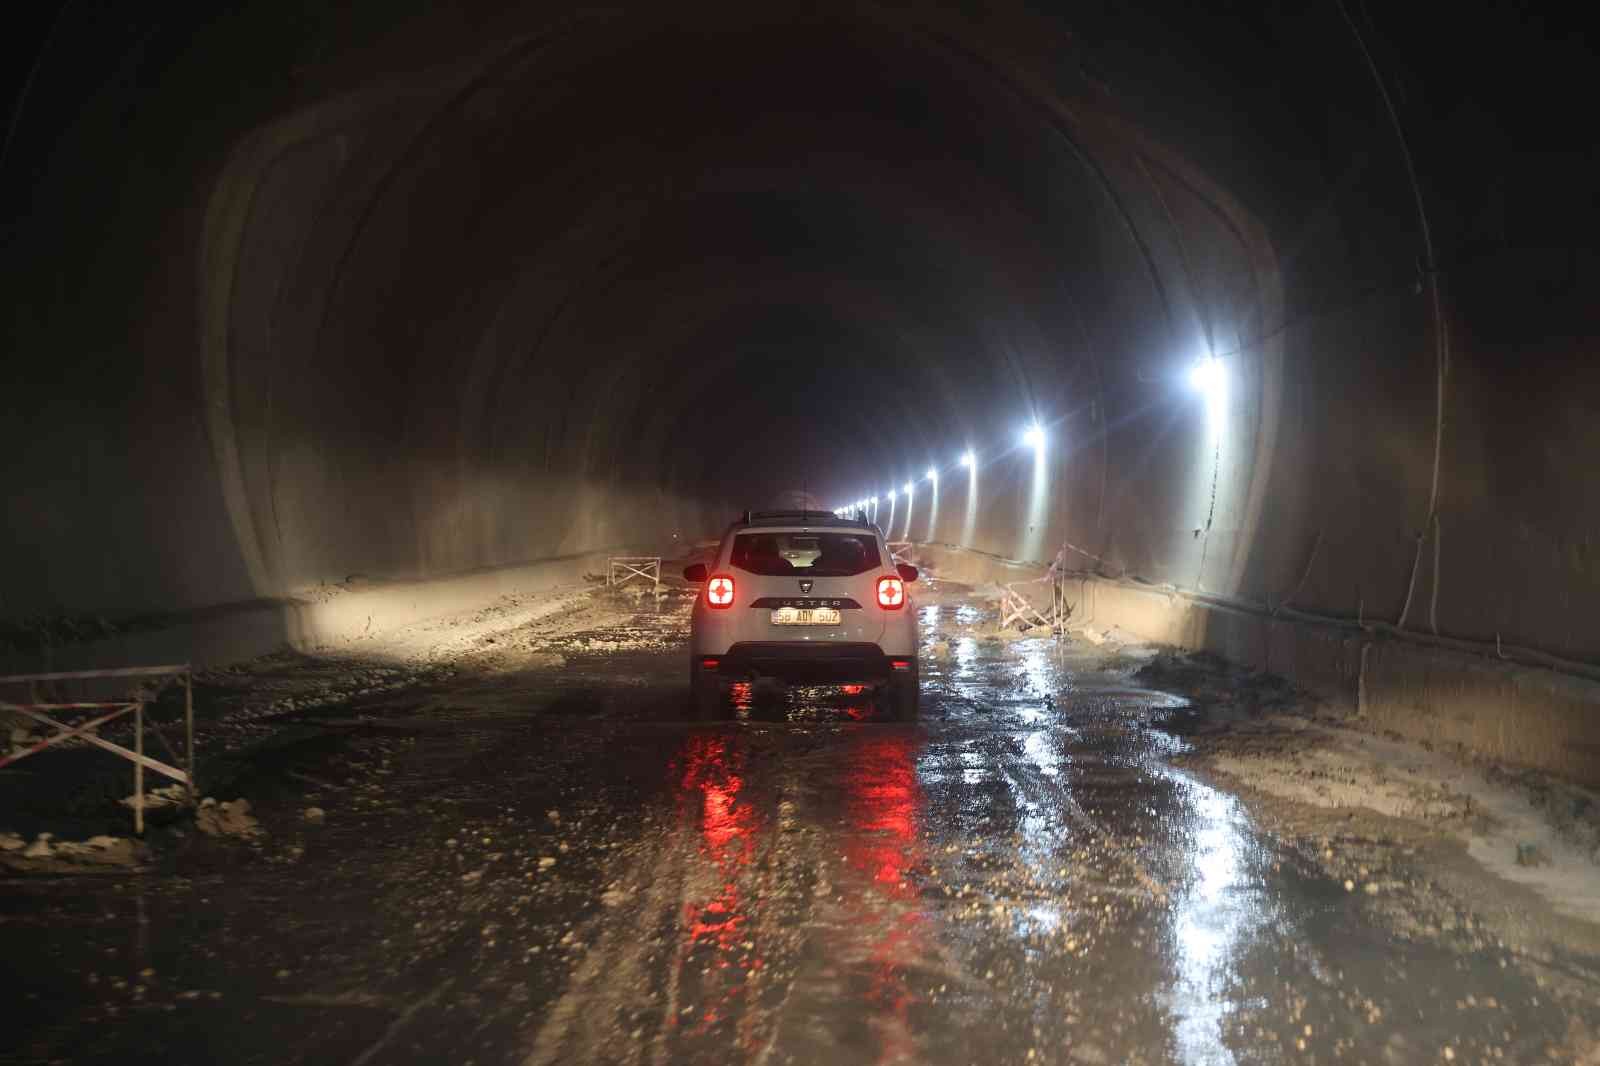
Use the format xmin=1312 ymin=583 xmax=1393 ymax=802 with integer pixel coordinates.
xmin=730 ymin=532 xmax=882 ymax=577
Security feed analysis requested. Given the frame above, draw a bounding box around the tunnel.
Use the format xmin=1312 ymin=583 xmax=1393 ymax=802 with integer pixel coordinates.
xmin=6 ymin=4 xmax=1600 ymax=1062
xmin=6 ymin=2 xmax=1599 ymax=765
xmin=7 ymin=3 xmax=1600 ymax=754
xmin=2 ymin=1 xmax=1593 ymax=620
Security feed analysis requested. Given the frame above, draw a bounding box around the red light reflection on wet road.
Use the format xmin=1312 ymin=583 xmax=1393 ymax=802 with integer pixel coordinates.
xmin=844 ymin=733 xmax=922 ymax=897
xmin=842 ymin=732 xmax=929 ymax=1062
xmin=667 ymin=728 xmax=930 ymax=1062
xmin=671 ymin=734 xmax=763 ymax=1045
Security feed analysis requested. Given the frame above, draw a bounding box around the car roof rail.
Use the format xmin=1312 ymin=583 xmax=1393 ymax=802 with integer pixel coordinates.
xmin=736 ymin=509 xmax=871 ymax=528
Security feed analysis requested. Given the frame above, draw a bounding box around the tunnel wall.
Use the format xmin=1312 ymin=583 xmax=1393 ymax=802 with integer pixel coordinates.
xmin=906 ymin=124 xmax=1600 ymax=667
xmin=882 ymin=5 xmax=1600 ymax=684
xmin=1 ymin=17 xmax=735 ymax=632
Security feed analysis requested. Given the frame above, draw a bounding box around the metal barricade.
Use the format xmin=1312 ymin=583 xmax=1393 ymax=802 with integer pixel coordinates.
xmin=1000 ymin=549 xmax=1073 ymax=635
xmin=0 ymin=664 xmax=196 ymax=834
xmin=606 ymin=556 xmax=661 ymax=592
xmin=1000 ymin=579 xmax=1058 ymax=631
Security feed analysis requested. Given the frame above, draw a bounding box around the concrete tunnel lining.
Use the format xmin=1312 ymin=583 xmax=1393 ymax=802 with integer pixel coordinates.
xmin=3 ymin=2 xmax=1599 ymax=719
xmin=190 ymin=9 xmax=1275 ymax=600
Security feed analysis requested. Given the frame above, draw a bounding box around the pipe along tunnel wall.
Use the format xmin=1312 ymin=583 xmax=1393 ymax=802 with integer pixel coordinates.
xmin=1 ymin=4 xmax=1597 ymax=775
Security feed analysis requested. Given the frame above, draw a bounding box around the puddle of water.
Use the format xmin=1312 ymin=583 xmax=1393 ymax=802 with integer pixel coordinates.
xmin=1159 ymin=769 xmax=1273 ymax=1066
xmin=664 ymin=728 xmax=933 ymax=1062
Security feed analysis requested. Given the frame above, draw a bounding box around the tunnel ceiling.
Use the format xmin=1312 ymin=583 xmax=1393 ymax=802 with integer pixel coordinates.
xmin=5 ymin=0 xmax=1599 ymax=668
xmin=216 ymin=7 xmax=1155 ymax=500
xmin=10 ymin=4 xmax=1267 ymax=510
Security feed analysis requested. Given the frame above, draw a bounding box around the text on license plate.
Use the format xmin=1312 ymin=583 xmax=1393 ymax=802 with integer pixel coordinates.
xmin=770 ymin=607 xmax=842 ymax=626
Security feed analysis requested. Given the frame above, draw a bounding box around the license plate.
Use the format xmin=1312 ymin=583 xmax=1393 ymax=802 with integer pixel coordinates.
xmin=770 ymin=607 xmax=842 ymax=626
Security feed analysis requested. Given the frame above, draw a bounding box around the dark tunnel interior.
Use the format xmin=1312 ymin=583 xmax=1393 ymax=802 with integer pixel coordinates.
xmin=8 ymin=6 xmax=1600 ymax=1062
xmin=3 ymin=0 xmax=1598 ymax=662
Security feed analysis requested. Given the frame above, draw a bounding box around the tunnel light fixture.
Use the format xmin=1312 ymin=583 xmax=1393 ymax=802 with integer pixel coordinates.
xmin=887 ymin=488 xmax=897 ymax=501
xmin=926 ymin=466 xmax=938 ymax=482
xmin=902 ymin=482 xmax=914 ymax=496
xmin=959 ymin=450 xmax=975 ymax=469
xmin=1189 ymin=356 xmax=1224 ymax=396
xmin=1022 ymin=424 xmax=1046 ymax=450
xmin=1190 ymin=355 xmax=1228 ymax=443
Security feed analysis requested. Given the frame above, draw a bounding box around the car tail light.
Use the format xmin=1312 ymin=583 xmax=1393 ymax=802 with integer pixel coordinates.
xmin=706 ymin=575 xmax=735 ymax=608
xmin=876 ymin=575 xmax=905 ymax=609
xmin=889 ymin=658 xmax=912 ymax=671
xmin=700 ymin=657 xmax=720 ymax=670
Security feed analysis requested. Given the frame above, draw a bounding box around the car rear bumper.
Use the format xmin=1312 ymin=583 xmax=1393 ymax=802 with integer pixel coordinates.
xmin=701 ymin=642 xmax=909 ymax=683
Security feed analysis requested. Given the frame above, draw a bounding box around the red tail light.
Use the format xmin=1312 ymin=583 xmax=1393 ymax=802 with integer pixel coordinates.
xmin=876 ymin=575 xmax=905 ymax=609
xmin=706 ymin=574 xmax=736 ymax=608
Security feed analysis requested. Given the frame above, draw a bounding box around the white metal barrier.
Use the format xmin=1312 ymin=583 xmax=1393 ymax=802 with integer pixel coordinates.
xmin=1000 ymin=549 xmax=1073 ymax=634
xmin=607 ymin=556 xmax=661 ymax=592
xmin=0 ymin=664 xmax=196 ymax=834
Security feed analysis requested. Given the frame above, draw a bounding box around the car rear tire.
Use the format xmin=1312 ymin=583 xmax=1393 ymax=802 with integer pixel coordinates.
xmin=690 ymin=664 xmax=728 ymax=721
xmin=887 ymin=662 xmax=919 ymax=722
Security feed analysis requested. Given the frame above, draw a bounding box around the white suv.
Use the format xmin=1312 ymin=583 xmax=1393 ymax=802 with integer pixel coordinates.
xmin=683 ymin=511 xmax=920 ymax=720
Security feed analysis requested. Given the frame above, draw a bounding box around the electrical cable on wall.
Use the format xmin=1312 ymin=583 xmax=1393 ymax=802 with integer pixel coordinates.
xmin=1336 ymin=0 xmax=1450 ymax=633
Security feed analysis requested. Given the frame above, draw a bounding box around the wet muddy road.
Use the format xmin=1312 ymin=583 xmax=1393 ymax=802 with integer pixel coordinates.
xmin=3 ymin=585 xmax=1581 ymax=1064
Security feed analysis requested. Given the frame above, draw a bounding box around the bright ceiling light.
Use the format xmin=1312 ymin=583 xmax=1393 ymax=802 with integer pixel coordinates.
xmin=959 ymin=450 xmax=975 ymax=468
xmin=1022 ymin=424 xmax=1045 ymax=450
xmin=902 ymin=482 xmax=914 ymax=496
xmin=887 ymin=488 xmax=896 ymax=500
xmin=1189 ymin=356 xmax=1224 ymax=395
xmin=925 ymin=466 xmax=937 ymax=481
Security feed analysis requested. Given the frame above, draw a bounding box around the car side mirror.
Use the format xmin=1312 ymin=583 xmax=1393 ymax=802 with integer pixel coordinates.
xmin=896 ymin=563 xmax=919 ymax=583
xmin=682 ymin=563 xmax=708 ymax=583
